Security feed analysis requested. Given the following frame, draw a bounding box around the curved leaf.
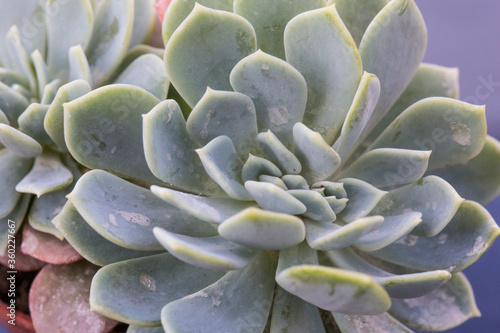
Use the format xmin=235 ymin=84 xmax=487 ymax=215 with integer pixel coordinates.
xmin=28 ymin=189 xmax=67 ymax=239
xmin=371 ymin=176 xmax=463 ymax=237
xmin=256 ymin=130 xmax=302 ymax=175
xmin=18 ymin=103 xmax=53 ymax=145
xmin=0 ymin=151 xmax=33 ymax=219
xmin=165 ymin=4 xmax=256 ymax=107
xmin=389 ymin=273 xmax=480 ymax=331
xmin=143 ymin=100 xmax=221 ymax=195
xmin=86 ymin=0 xmax=134 ymax=86
xmin=218 ymin=207 xmax=305 ymax=250
xmin=196 ymin=136 xmax=252 ymax=201
xmin=293 ymin=123 xmax=341 ymax=183
xmin=154 ymin=228 xmax=257 ymax=270
xmin=68 ymin=170 xmax=216 ymax=251
xmin=338 ymin=149 xmax=431 ymax=189
xmin=369 ymin=97 xmax=487 ymax=171
xmin=0 ymin=82 xmax=29 ymax=126
xmin=64 ymin=84 xmax=162 ymax=185
xmin=69 ymin=45 xmax=93 ymax=86
xmin=370 ymin=200 xmax=500 ymax=273
xmin=45 ymin=0 xmax=94 ymax=80
xmin=186 ymin=89 xmax=258 ymax=158
xmin=53 ymin=201 xmax=161 ymax=266
xmin=90 ymin=253 xmax=225 ymax=326
xmin=151 ymin=185 xmax=255 ymax=224
xmin=242 ymin=154 xmax=282 ymax=182
xmin=16 ymin=151 xmax=74 ymax=197
xmin=245 ymin=181 xmax=306 ymax=215
xmin=0 ymin=195 xmax=30 ymax=256
xmin=305 ymin=216 xmax=384 ymax=251
xmin=114 ymin=54 xmax=168 ymax=100
xmin=284 ymin=4 xmax=362 ymax=143
xmin=288 ymin=190 xmax=336 ymax=222
xmin=431 ymin=135 xmax=500 ymax=205
xmin=332 ymin=312 xmax=412 ymax=333
xmin=0 ymin=124 xmax=42 ymax=158
xmin=45 ymin=79 xmax=92 ymax=152
xmin=230 ymin=50 xmax=307 ymax=147
xmin=358 ymin=0 xmax=427 ymax=136
xmin=327 ymin=248 xmax=451 ymax=299
xmin=130 ymin=0 xmax=157 ymax=47
xmin=161 ymin=252 xmax=276 ymax=333
xmin=339 ymin=178 xmax=387 ymax=222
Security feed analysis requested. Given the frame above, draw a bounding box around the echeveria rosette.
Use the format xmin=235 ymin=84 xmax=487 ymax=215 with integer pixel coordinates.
xmin=0 ymin=0 xmax=167 ymax=331
xmin=58 ymin=0 xmax=500 ymax=332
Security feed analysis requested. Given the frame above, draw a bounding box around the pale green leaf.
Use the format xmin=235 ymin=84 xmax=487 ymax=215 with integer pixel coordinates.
xmin=0 ymin=124 xmax=42 ymax=158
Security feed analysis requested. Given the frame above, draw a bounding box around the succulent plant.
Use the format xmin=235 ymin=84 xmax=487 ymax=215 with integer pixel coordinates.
xmin=2 ymin=0 xmax=500 ymax=332
xmin=0 ymin=0 xmax=167 ymax=331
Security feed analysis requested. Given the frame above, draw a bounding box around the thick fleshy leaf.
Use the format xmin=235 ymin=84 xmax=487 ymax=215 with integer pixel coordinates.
xmin=0 ymin=110 xmax=8 ymax=125
xmin=282 ymin=175 xmax=309 ymax=190
xmin=151 ymin=185 xmax=255 ymax=224
xmin=242 ymin=154 xmax=282 ymax=182
xmin=369 ymin=97 xmax=487 ymax=171
xmin=64 ymin=84 xmax=162 ymax=185
xmin=288 ymin=190 xmax=336 ymax=222
xmin=312 ymin=181 xmax=347 ymax=198
xmin=276 ymin=244 xmax=391 ymax=314
xmin=354 ymin=212 xmax=422 ymax=252
xmin=130 ymin=0 xmax=157 ymax=47
xmin=114 ymin=54 xmax=168 ymax=100
xmin=69 ymin=170 xmax=216 ymax=251
xmin=18 ymin=103 xmax=53 ymax=145
xmin=432 ymin=135 xmax=500 ymax=205
xmin=0 ymin=151 xmax=33 ymax=219
xmin=370 ymin=200 xmax=500 ymax=273
xmin=0 ymin=0 xmax=46 ymax=67
xmin=68 ymin=45 xmax=93 ymax=86
xmin=256 ymin=130 xmax=302 ymax=175
xmin=0 ymin=68 xmax=29 ymax=88
xmin=332 ymin=0 xmax=388 ymax=46
xmin=108 ymin=44 xmax=165 ymax=82
xmin=338 ymin=149 xmax=431 ymax=189
xmin=31 ymin=50 xmax=49 ymax=99
xmin=30 ymin=261 xmax=118 ymax=333
xmin=45 ymin=80 xmax=92 ymax=151
xmin=293 ymin=123 xmax=341 ymax=183
xmin=20 ymin=223 xmax=82 ymax=265
xmin=218 ymin=207 xmax=305 ymax=250
xmin=28 ymin=190 xmax=67 ymax=239
xmin=0 ymin=195 xmax=30 ymax=256
xmin=284 ymin=4 xmax=362 ymax=143
xmin=5 ymin=26 xmax=36 ymax=93
xmin=40 ymin=79 xmax=63 ymax=105
xmin=91 ymin=253 xmax=225 ymax=326
xmin=245 ymin=181 xmax=306 ymax=215
xmin=162 ymin=252 xmax=276 ymax=333
xmin=389 ymin=273 xmax=480 ymax=331
xmin=366 ymin=63 xmax=460 ymax=145
xmin=154 ymin=228 xmax=257 ymax=270
xmin=339 ymin=178 xmax=387 ymax=222
xmin=45 ymin=0 xmax=94 ymax=80
xmin=0 ymin=82 xmax=29 ymax=126
xmin=86 ymin=0 xmax=134 ymax=86
xmin=333 ymin=72 xmax=380 ymax=159
xmin=234 ymin=0 xmax=325 ymax=59
xmin=186 ymin=89 xmax=258 ymax=158
xmin=143 ymin=100 xmax=220 ymax=195
xmin=161 ymin=0 xmax=234 ymax=43
xmin=53 ymin=201 xmax=161 ymax=266
xmin=305 ymin=216 xmax=384 ymax=251
xmin=230 ymin=50 xmax=307 ymax=147
xmin=259 ymin=175 xmax=288 ymax=190
xmin=270 ymin=286 xmax=326 ymax=333
xmin=371 ymin=176 xmax=463 ymax=237
xmin=358 ymin=0 xmax=427 ymax=137
xmin=332 ymin=312 xmax=412 ymax=333
xmin=16 ymin=151 xmax=74 ymax=197
xmin=327 ymin=248 xmax=451 ymax=299
xmin=0 ymin=124 xmax=42 ymax=158
xmin=165 ymin=4 xmax=256 ymax=107
xmin=196 ymin=136 xmax=252 ymax=201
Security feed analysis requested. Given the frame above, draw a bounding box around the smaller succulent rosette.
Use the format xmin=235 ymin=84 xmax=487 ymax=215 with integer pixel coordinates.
xmin=58 ymin=0 xmax=500 ymax=332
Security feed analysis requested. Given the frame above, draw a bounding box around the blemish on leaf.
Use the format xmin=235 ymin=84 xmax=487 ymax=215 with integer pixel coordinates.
xmin=450 ymin=122 xmax=472 ymax=146
xmin=113 ymin=210 xmax=150 ymax=226
xmin=140 ymin=273 xmax=157 ymax=291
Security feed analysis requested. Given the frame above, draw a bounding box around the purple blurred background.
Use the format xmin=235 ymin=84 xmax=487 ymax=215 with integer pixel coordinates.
xmin=417 ymin=1 xmax=500 ymax=332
